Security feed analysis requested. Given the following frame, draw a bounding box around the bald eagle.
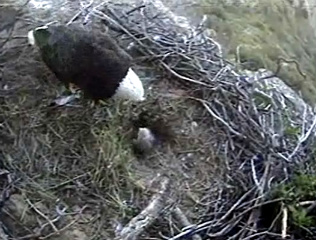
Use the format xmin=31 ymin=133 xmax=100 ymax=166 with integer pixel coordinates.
xmin=27 ymin=24 xmax=145 ymax=103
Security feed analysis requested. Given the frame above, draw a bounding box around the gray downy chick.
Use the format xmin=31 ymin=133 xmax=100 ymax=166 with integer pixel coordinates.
xmin=133 ymin=127 xmax=158 ymax=154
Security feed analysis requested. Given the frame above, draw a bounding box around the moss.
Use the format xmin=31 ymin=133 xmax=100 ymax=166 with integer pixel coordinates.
xmin=274 ymin=174 xmax=316 ymax=229
xmin=289 ymin=205 xmax=314 ymax=228
xmin=284 ymin=174 xmax=316 ymax=201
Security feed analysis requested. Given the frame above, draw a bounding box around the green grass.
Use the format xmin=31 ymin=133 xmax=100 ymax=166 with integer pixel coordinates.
xmin=196 ymin=0 xmax=316 ymax=105
xmin=3 ymin=0 xmax=316 ymax=238
xmin=275 ymin=173 xmax=316 ymax=228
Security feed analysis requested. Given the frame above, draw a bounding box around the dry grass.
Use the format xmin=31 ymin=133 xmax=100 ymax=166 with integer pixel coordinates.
xmin=0 ymin=5 xmax=225 ymax=238
xmin=0 ymin=1 xmax=315 ymax=239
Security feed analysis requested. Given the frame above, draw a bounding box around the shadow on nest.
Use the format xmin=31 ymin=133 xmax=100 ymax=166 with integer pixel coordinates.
xmin=131 ymin=110 xmax=176 ymax=157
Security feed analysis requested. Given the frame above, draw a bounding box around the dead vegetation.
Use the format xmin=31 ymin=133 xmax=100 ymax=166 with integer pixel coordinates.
xmin=0 ymin=0 xmax=315 ymax=240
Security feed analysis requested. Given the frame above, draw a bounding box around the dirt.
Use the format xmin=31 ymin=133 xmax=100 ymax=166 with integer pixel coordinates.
xmin=0 ymin=2 xmax=226 ymax=240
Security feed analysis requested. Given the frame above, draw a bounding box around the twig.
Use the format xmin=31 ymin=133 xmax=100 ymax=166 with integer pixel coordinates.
xmin=25 ymin=198 xmax=59 ymax=233
xmin=297 ymin=200 xmax=316 ymax=207
xmin=306 ymin=201 xmax=316 ymax=214
xmin=115 ymin=176 xmax=171 ymax=240
xmin=259 ymin=57 xmax=307 ymax=80
xmin=125 ymin=5 xmax=146 ymax=15
xmin=172 ymin=207 xmax=202 ymax=240
xmin=39 ymin=217 xmax=79 ymax=240
xmin=193 ymin=98 xmax=243 ymax=137
xmin=2 ymin=1 xmax=315 ymax=239
xmin=281 ymin=205 xmax=288 ymax=239
xmin=251 ymin=156 xmax=262 ymax=193
xmin=0 ymin=26 xmax=14 ymax=49
xmin=160 ymin=61 xmax=214 ymax=88
xmin=0 ymin=222 xmax=8 ymax=240
xmin=288 ymin=115 xmax=316 ymax=160
xmin=66 ymin=0 xmax=94 ymax=25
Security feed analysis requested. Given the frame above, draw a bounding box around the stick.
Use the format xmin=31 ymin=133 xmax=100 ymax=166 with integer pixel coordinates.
xmin=173 ymin=207 xmax=202 ymax=240
xmin=115 ymin=176 xmax=170 ymax=240
xmin=0 ymin=222 xmax=8 ymax=240
xmin=281 ymin=205 xmax=288 ymax=239
xmin=26 ymin=198 xmax=59 ymax=233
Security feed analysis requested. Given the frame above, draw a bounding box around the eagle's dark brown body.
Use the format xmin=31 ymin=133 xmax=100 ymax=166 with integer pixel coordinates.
xmin=31 ymin=24 xmax=135 ymax=101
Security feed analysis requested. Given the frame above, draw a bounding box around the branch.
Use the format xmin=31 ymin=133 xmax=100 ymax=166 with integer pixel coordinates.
xmin=0 ymin=222 xmax=8 ymax=240
xmin=115 ymin=176 xmax=171 ymax=240
xmin=173 ymin=207 xmax=202 ymax=240
xmin=281 ymin=205 xmax=288 ymax=239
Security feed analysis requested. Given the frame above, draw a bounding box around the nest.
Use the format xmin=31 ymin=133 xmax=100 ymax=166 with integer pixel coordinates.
xmin=89 ymin=1 xmax=316 ymax=239
xmin=1 ymin=0 xmax=316 ymax=239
